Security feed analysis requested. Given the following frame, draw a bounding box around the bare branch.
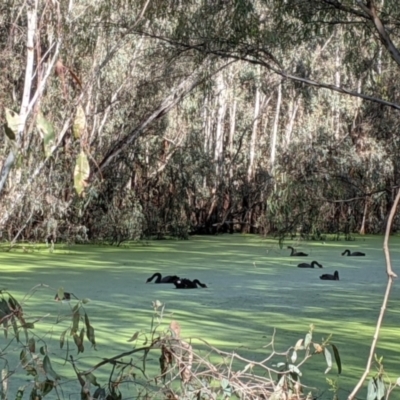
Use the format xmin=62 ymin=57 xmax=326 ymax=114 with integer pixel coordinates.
xmin=348 ymin=188 xmax=400 ymax=400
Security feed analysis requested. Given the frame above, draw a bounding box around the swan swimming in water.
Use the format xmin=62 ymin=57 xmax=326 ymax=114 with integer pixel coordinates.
xmin=146 ymin=273 xmax=180 ymax=284
xmin=173 ymin=279 xmax=207 ymax=289
xmin=341 ymin=249 xmax=365 ymax=256
xmin=287 ymin=246 xmax=308 ymax=257
xmin=320 ymin=271 xmax=339 ymax=281
xmin=297 ymin=261 xmax=323 ymax=268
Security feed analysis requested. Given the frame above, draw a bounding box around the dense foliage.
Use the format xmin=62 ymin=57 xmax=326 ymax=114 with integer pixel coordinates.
xmin=1 ymin=0 xmax=400 ymax=243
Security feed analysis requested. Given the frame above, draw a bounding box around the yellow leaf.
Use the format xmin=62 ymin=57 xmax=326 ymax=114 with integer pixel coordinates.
xmin=74 ymin=151 xmax=90 ymax=196
xmin=73 ymin=105 xmax=86 ymax=139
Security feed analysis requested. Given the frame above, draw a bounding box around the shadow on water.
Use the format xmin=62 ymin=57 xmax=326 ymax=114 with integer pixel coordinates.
xmin=0 ymin=234 xmax=399 ymax=399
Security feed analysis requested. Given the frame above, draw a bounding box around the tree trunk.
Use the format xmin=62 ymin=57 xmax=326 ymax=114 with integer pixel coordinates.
xmin=214 ymin=73 xmax=227 ymax=181
xmin=247 ymin=82 xmax=261 ymax=182
xmin=270 ymin=81 xmax=282 ymax=173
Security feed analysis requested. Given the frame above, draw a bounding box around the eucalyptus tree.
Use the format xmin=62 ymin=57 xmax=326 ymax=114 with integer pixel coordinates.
xmin=137 ymin=0 xmax=400 ymax=234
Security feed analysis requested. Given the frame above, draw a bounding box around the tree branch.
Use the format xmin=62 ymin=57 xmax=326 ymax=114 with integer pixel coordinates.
xmin=136 ymin=32 xmax=400 ymax=111
xmin=348 ymin=188 xmax=399 ymax=400
xmin=88 ymin=59 xmax=235 ymax=182
xmin=356 ymin=0 xmax=400 ymax=67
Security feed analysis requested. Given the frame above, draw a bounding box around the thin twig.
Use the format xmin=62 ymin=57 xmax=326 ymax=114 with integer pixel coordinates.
xmin=348 ymin=188 xmax=400 ymax=400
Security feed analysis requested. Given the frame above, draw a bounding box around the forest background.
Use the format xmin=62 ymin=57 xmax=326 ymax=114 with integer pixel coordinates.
xmin=1 ymin=0 xmax=400 ymax=244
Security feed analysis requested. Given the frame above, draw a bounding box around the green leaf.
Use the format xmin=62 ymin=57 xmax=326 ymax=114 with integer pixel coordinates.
xmin=20 ymin=349 xmax=28 ymax=366
xmin=81 ymin=298 xmax=90 ymax=304
xmin=86 ymin=372 xmax=100 ymax=387
xmin=71 ymin=304 xmax=80 ymax=335
xmin=60 ymin=328 xmax=68 ymax=349
xmin=324 ymin=347 xmax=332 ymax=374
xmin=304 ymin=332 xmax=312 ymax=348
xmin=37 ymin=112 xmax=55 ymax=157
xmin=11 ymin=316 xmax=19 ymax=342
xmin=84 ymin=313 xmax=96 ymax=348
xmin=40 ymin=345 xmax=47 ymax=355
xmin=220 ymin=378 xmax=230 ymax=389
xmin=73 ymin=333 xmax=84 ymax=354
xmin=43 ymin=355 xmax=61 ymax=380
xmin=376 ymin=377 xmax=385 ymax=400
xmin=41 ymin=380 xmax=54 ymax=396
xmin=294 ymin=338 xmax=304 ymax=350
xmin=367 ymin=378 xmax=377 ymax=400
xmin=74 ymin=151 xmax=90 ymax=196
xmin=291 ymin=350 xmax=297 ymax=363
xmin=331 ymin=344 xmax=342 ymax=374
xmin=127 ymin=331 xmax=140 ymax=343
xmin=57 ymin=287 xmax=65 ymax=301
xmin=14 ymin=387 xmax=24 ymax=400
xmin=73 ymin=105 xmax=86 ymax=139
xmin=4 ymin=124 xmax=16 ymax=141
xmin=4 ymin=108 xmax=19 ymax=140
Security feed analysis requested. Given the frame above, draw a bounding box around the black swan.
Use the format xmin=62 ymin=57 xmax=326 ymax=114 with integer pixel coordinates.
xmin=297 ymin=261 xmax=323 ymax=268
xmin=287 ymin=246 xmax=308 ymax=257
xmin=146 ymin=273 xmax=180 ymax=284
xmin=54 ymin=292 xmax=71 ymax=301
xmin=174 ymin=279 xmax=207 ymax=289
xmin=320 ymin=271 xmax=339 ymax=281
xmin=341 ymin=249 xmax=365 ymax=256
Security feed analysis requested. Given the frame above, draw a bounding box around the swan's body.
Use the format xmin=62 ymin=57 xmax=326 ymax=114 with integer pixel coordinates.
xmin=341 ymin=249 xmax=365 ymax=256
xmin=146 ymin=273 xmax=180 ymax=284
xmin=174 ymin=279 xmax=207 ymax=289
xmin=287 ymin=246 xmax=308 ymax=257
xmin=320 ymin=271 xmax=339 ymax=281
xmin=297 ymin=261 xmax=323 ymax=268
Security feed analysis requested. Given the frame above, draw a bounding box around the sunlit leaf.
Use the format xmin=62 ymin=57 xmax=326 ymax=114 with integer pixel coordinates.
xmin=82 ymin=298 xmax=90 ymax=304
xmin=367 ymin=378 xmax=377 ymax=400
xmin=84 ymin=313 xmax=96 ymax=348
xmin=324 ymin=348 xmax=332 ymax=373
xmin=304 ymin=333 xmax=312 ymax=348
xmin=220 ymin=378 xmax=230 ymax=389
xmin=396 ymin=377 xmax=400 ymax=387
xmin=288 ymin=364 xmax=302 ymax=377
xmin=74 ymin=151 xmax=90 ymax=196
xmin=37 ymin=112 xmax=55 ymax=157
xmin=4 ymin=108 xmax=20 ymax=140
xmin=376 ymin=377 xmax=385 ymax=400
xmin=73 ymin=105 xmax=86 ymax=139
xmin=43 ymin=355 xmax=60 ymax=380
xmin=291 ymin=350 xmax=297 ymax=364
xmin=331 ymin=344 xmax=342 ymax=374
xmin=294 ymin=338 xmax=304 ymax=350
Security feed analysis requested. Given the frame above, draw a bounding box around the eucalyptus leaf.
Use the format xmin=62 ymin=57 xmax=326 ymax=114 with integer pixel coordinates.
xmin=74 ymin=151 xmax=90 ymax=196
xmin=367 ymin=378 xmax=377 ymax=400
xmin=43 ymin=355 xmax=61 ymax=380
xmin=331 ymin=344 xmax=342 ymax=374
xmin=73 ymin=105 xmax=86 ymax=139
